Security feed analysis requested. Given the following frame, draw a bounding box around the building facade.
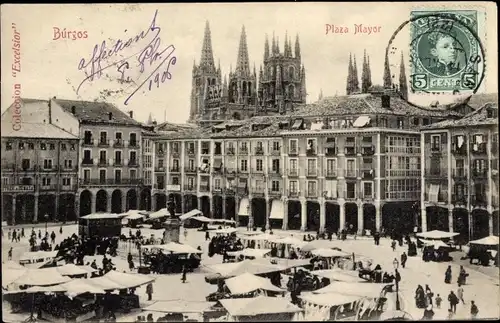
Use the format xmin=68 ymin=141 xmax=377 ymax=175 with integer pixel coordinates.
xmin=1 ymin=99 xmax=79 ymax=224
xmin=421 ymin=103 xmax=499 ymax=241
xmin=189 ymin=22 xmax=306 ymax=127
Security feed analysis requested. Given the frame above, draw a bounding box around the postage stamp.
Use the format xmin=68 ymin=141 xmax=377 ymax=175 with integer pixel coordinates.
xmin=409 ymin=10 xmax=483 ymax=93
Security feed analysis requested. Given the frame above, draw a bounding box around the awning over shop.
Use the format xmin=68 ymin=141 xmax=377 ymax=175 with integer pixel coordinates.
xmin=238 ymin=198 xmax=249 ymax=216
xmin=270 ymin=199 xmax=285 ymax=219
xmin=353 ymin=116 xmax=371 ymax=128
xmin=291 ymin=118 xmax=304 ymax=130
xmin=429 ymin=184 xmax=440 ymax=203
xmin=325 ymin=180 xmax=337 ymax=198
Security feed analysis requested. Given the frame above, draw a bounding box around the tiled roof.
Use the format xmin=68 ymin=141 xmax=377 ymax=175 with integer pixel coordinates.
xmin=421 ymin=103 xmax=498 ymax=130
xmin=1 ymin=122 xmax=78 ymax=139
xmin=466 ymin=93 xmax=498 ymax=109
xmin=211 ymin=116 xmax=288 ymax=138
xmin=291 ymin=94 xmax=462 ymax=118
xmin=54 ymin=99 xmax=141 ymax=126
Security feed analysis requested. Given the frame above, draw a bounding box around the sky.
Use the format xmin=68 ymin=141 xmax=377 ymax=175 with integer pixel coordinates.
xmin=1 ymin=2 xmax=497 ymax=124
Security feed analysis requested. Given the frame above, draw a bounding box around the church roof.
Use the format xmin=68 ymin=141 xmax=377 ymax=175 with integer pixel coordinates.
xmin=421 ymin=103 xmax=498 ymax=130
xmin=291 ymin=94 xmax=463 ymax=118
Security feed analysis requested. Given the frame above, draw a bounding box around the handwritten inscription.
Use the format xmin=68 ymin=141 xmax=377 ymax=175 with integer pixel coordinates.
xmin=325 ymin=24 xmax=382 ymax=35
xmin=53 ymin=27 xmax=88 ymax=40
xmin=76 ymin=10 xmax=177 ymax=105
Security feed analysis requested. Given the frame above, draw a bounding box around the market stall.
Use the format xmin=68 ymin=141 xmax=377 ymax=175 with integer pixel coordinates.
xmin=468 ymin=235 xmax=499 ymax=266
xmin=204 ymin=259 xmax=286 ymax=284
xmin=140 ymin=242 xmax=203 ymax=273
xmin=223 ymin=272 xmax=286 ymax=297
xmin=18 ymin=251 xmax=59 ymax=269
xmin=121 ymin=211 xmax=148 ymax=228
xmin=79 ymin=213 xmax=122 ymax=238
xmin=226 ymin=248 xmax=271 ymax=261
xmin=300 ymin=239 xmax=343 ymax=253
xmin=218 ymin=296 xmax=303 ymax=321
xmin=139 ymin=300 xmax=222 ymax=322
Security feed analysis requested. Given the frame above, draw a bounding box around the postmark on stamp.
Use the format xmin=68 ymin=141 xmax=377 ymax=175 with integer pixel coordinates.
xmin=409 ymin=10 xmax=484 ymax=93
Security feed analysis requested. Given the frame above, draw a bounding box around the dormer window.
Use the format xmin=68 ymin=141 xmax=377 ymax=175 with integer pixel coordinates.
xmin=487 ymin=107 xmax=497 ymax=118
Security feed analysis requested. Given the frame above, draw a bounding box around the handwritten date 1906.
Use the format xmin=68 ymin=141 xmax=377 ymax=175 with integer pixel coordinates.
xmin=76 ymin=10 xmax=177 ymax=105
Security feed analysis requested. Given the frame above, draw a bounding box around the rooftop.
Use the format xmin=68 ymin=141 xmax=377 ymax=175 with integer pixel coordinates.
xmin=422 ymin=103 xmax=498 ymax=130
xmin=54 ymin=98 xmax=141 ymax=126
xmin=1 ymin=122 xmax=78 ymax=139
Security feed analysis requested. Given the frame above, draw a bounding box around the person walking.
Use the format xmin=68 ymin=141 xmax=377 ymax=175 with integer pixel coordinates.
xmin=391 ymin=240 xmax=397 ymax=251
xmin=470 ymin=300 xmax=479 ymax=319
xmin=50 ymin=231 xmax=56 ymax=244
xmin=457 ymin=285 xmax=465 ymax=304
xmin=21 ymin=228 xmax=25 ymax=238
xmin=448 ymin=291 xmax=459 ymax=314
xmin=435 ymin=294 xmax=442 ymax=309
xmin=422 ymin=305 xmax=435 ymax=320
xmin=205 ymin=231 xmax=210 ymax=241
xmin=8 ymin=229 xmax=11 ymax=241
xmin=401 ymin=252 xmax=408 ymax=268
xmin=8 ymin=247 xmax=13 ymax=260
xmin=181 ymin=265 xmax=188 ymax=283
xmin=146 ymin=282 xmax=153 ymax=301
xmin=184 ymin=228 xmax=188 ymax=240
xmin=12 ymin=229 xmax=17 ymax=243
xmin=445 ymin=265 xmax=452 ymax=284
xmin=59 ymin=226 xmax=63 ymax=235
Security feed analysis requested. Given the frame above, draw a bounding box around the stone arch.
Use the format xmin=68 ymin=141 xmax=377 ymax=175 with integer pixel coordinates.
xmin=288 ymin=65 xmax=295 ymax=79
xmin=80 ymin=190 xmax=92 ymax=217
xmin=139 ymin=188 xmax=151 ymax=211
xmin=2 ymin=195 xmax=14 ymax=225
xmin=127 ymin=189 xmax=138 ymax=211
xmin=155 ymin=193 xmax=167 ymax=211
xmin=96 ymin=190 xmax=108 ymax=212
xmin=38 ymin=194 xmax=56 ymax=222
xmin=471 ymin=209 xmax=490 ymax=240
xmin=288 ymin=84 xmax=295 ymax=98
xmin=306 ymin=201 xmax=320 ymax=232
xmin=213 ymin=195 xmax=223 ymax=219
xmin=251 ymin=198 xmax=266 ymax=228
xmin=426 ymin=206 xmax=449 ymax=232
xmin=325 ymin=202 xmax=339 ymax=233
xmin=225 ymin=196 xmax=235 ymax=221
xmin=59 ymin=194 xmax=76 ymax=222
xmin=363 ymin=204 xmax=376 ymax=233
xmin=111 ymin=189 xmax=122 ymax=214
xmin=287 ymin=200 xmax=301 ymax=230
xmin=200 ymin=196 xmax=211 ymax=217
xmin=344 ymin=203 xmax=358 ymax=233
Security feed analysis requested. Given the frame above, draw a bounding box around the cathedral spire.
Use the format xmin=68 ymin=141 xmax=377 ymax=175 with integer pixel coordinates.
xmin=147 ymin=112 xmax=153 ymax=125
xmin=284 ymin=32 xmax=289 ymax=56
xmin=295 ymin=34 xmax=301 ymax=59
xmin=399 ymin=51 xmax=408 ymax=100
xmin=346 ymin=53 xmax=354 ymax=95
xmin=361 ymin=50 xmax=369 ymax=93
xmin=383 ymin=52 xmax=392 ymax=89
xmin=353 ymin=55 xmax=360 ymax=93
xmin=235 ymin=25 xmax=250 ymax=75
xmin=200 ymin=21 xmax=215 ymax=68
xmin=276 ymin=36 xmax=280 ymax=55
xmin=367 ymin=55 xmax=372 ymax=89
xmin=272 ymin=32 xmax=276 ymax=55
xmin=264 ymin=34 xmax=270 ymax=60
xmin=318 ymin=88 xmax=323 ymax=101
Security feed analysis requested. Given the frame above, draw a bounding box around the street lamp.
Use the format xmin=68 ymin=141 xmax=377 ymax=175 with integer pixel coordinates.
xmin=393 ymin=258 xmax=401 ymax=311
xmin=44 ymin=214 xmax=49 ymax=232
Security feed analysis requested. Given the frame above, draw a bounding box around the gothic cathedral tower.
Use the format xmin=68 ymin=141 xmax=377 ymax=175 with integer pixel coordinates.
xmin=258 ymin=33 xmax=306 ymax=115
xmin=189 ymin=21 xmax=223 ymax=122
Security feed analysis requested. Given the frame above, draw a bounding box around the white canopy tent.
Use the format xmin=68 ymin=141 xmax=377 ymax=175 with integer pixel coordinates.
xmin=225 ymin=272 xmax=285 ymax=295
xmin=227 ymin=248 xmax=271 ymax=259
xmin=301 ymin=240 xmax=343 ymax=252
xmin=311 ymin=248 xmax=350 ymax=258
xmin=144 ymin=300 xmax=216 ymax=313
xmin=313 ymin=281 xmax=390 ymax=298
xmin=219 ymin=296 xmax=302 ymax=317
xmin=141 ymin=242 xmax=201 ymax=254
xmin=148 ymin=208 xmax=170 ymax=220
xmin=469 ymin=235 xmax=499 ymax=246
xmin=179 ymin=209 xmax=203 ymax=221
xmin=311 ymin=269 xmax=368 ymax=283
xmin=417 ymin=230 xmax=460 ymax=240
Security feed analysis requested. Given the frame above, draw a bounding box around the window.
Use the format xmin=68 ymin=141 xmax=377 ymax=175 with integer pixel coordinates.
xmin=2 ymin=177 xmax=9 ymax=186
xmin=62 ymin=178 xmax=71 ymax=186
xmin=240 ymin=159 xmax=248 ymax=171
xmin=346 ymin=182 xmax=356 ymax=199
xmin=363 ymin=182 xmax=373 ymax=198
xmin=188 ymin=142 xmax=195 ymax=153
xmin=115 ymin=169 xmax=121 ymax=183
xmin=379 ymin=118 xmax=388 ymax=128
xmin=70 ymin=144 xmax=76 ymax=151
xmin=130 ymin=169 xmax=137 ymax=179
xmin=189 ymin=159 xmax=195 ymax=170
xmin=19 ymin=142 xmax=25 ymax=150
xmin=346 ymin=159 xmax=355 ymax=170
xmin=431 ymin=135 xmax=441 ymax=151
xmin=172 ymin=142 xmax=179 ymax=153
xmin=100 ymin=131 xmax=107 ymax=144
xmin=289 ymin=180 xmax=298 ymax=193
xmin=423 ymin=118 xmax=430 ymax=125
xmin=173 ymin=159 xmax=179 ymax=170
xmin=240 ymin=142 xmax=248 ymax=152
xmin=256 ymin=159 xmax=263 ymax=171
xmin=326 ymin=159 xmax=337 ymax=175
xmin=83 ymin=169 xmax=90 ymax=181
xmin=272 ymin=159 xmax=280 ymax=172
xmin=413 ymin=118 xmax=420 ymax=126
xmin=115 ymin=151 xmax=122 ymax=163
xmin=307 ymin=159 xmax=316 ymax=175
xmin=84 ymin=131 xmax=92 ymax=144
xmin=61 ymin=143 xmax=67 ymax=151
xmin=116 ymin=132 xmax=122 ymax=140
xmin=397 ymin=118 xmax=404 ymax=129
xmin=130 ymin=151 xmax=137 ymax=162
xmin=22 ymin=159 xmax=30 ymax=170
xmin=272 ymin=180 xmax=280 ymax=191
xmin=290 ymin=159 xmax=298 ymax=170
xmin=158 ymin=159 xmax=164 ymax=168
xmin=21 ymin=177 xmax=32 ymax=185
xmin=28 ymin=143 xmax=34 ymax=150
xmin=430 ymin=156 xmax=441 ymax=175
xmin=41 ymin=143 xmax=47 ymax=150
xmin=201 ymin=141 xmax=210 ymax=154
xmin=42 ymin=178 xmax=52 ymax=186
xmin=187 ymin=177 xmax=195 ymax=189
xmin=83 ymin=150 xmax=91 ymax=160
xmin=130 ymin=133 xmax=137 ymax=146
xmin=6 ymin=142 xmax=12 ymax=150
xmin=43 ymin=159 xmax=53 ymax=169
xmin=64 ymin=160 xmax=73 ymax=169
xmin=172 ymin=177 xmax=179 ymax=185
xmin=307 ymin=181 xmax=317 ymax=196
xmin=272 ymin=141 xmax=280 ymax=151
xmin=99 ymin=151 xmax=107 ymax=162
xmin=49 ymin=143 xmax=55 ymax=150
xmin=214 ymin=178 xmax=221 ymax=190
xmin=289 ymin=139 xmax=298 ymax=153
xmin=456 ymin=159 xmax=464 ymax=176
xmin=99 ymin=170 xmax=106 ymax=183
xmin=307 ymin=139 xmax=316 ymax=153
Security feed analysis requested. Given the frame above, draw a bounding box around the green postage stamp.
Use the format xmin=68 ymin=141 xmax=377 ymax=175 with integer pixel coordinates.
xmin=409 ymin=10 xmax=483 ymax=93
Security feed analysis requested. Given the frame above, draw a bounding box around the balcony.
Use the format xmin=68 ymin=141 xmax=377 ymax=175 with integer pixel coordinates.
xmin=2 ymin=184 xmax=35 ymax=193
xmin=199 ymin=166 xmax=210 ymax=174
xmin=255 ymin=148 xmax=264 ymax=156
xmin=237 ymin=187 xmax=248 ymax=196
xmin=156 ymin=149 xmax=164 ymax=155
xmin=361 ymin=169 xmax=374 ymax=179
xmin=199 ymin=185 xmax=210 ymax=193
xmin=252 ymin=188 xmax=265 ymax=197
xmin=452 ymin=168 xmax=466 ymax=180
xmin=268 ymin=189 xmax=282 ymax=196
xmin=344 ymin=147 xmax=357 ymax=156
xmin=451 ymin=194 xmax=467 ymax=205
xmin=430 ymin=145 xmax=442 ymax=154
xmin=325 ymin=147 xmax=337 ymax=156
xmin=345 ymin=192 xmax=357 ymax=201
xmin=269 ymin=168 xmax=282 ymax=176
xmin=345 ymin=169 xmax=357 ymax=178
xmin=98 ymin=139 xmax=110 ymax=147
xmin=61 ymin=166 xmax=78 ymax=172
xmin=214 ymin=149 xmax=222 ymax=156
xmin=201 ymin=149 xmax=210 ymax=155
xmin=224 ymin=188 xmax=236 ymax=196
xmin=79 ymin=178 xmax=143 ymax=186
xmin=169 ymin=167 xmax=181 ymax=173
xmin=288 ymin=148 xmax=299 ymax=156
xmin=39 ymin=184 xmax=58 ymax=191
xmin=306 ymin=148 xmax=316 ymax=156
xmin=98 ymin=159 xmax=108 ymax=167
xmin=307 ymin=190 xmax=318 ymax=198
xmin=225 ymin=168 xmax=237 ymax=175
xmin=226 ymin=148 xmax=235 ymax=155
xmin=288 ymin=169 xmax=299 ymax=177
xmin=183 ymin=185 xmax=196 ymax=192
xmin=325 ymin=169 xmax=338 ymax=177
xmin=82 ymin=159 xmax=94 ymax=166
xmin=114 ymin=159 xmax=123 ymax=166
xmin=288 ymin=190 xmax=300 ymax=198
xmin=171 ymin=150 xmax=180 ymax=157
xmin=187 ymin=149 xmax=196 ymax=156
xmin=471 ymin=194 xmax=487 ymax=208
xmin=154 ymin=184 xmax=165 ymax=190
xmin=239 ymin=148 xmax=248 ymax=155
xmin=184 ymin=167 xmax=197 ymax=173
xmin=212 ymin=186 xmax=223 ymax=194
xmin=306 ymin=169 xmax=317 ymax=177
xmin=471 ymin=168 xmax=488 ymax=179
xmin=471 ymin=143 xmax=487 ymax=155
xmin=82 ymin=140 xmax=94 ymax=147
xmin=451 ymin=145 xmax=467 ymax=156
xmin=425 ymin=168 xmax=447 ymax=179
xmin=155 ymin=167 xmax=165 ymax=172
xmin=361 ymin=146 xmax=375 ymax=156
xmin=270 ymin=149 xmax=281 ymax=156
xmin=212 ymin=167 xmax=224 ymax=175
xmin=129 ymin=141 xmax=139 ymax=148
xmin=128 ymin=159 xmax=139 ymax=167
xmin=113 ymin=139 xmax=124 ymax=148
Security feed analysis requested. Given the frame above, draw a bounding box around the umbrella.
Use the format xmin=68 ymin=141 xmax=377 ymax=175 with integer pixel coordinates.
xmin=311 ymin=248 xmax=350 ymax=258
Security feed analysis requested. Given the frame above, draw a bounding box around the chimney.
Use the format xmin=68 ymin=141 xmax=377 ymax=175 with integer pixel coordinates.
xmin=108 ymin=112 xmax=113 ymax=120
xmin=381 ymin=95 xmax=391 ymax=109
xmin=129 ymin=111 xmax=133 ymax=119
xmin=430 ymin=100 xmax=439 ymax=108
xmin=71 ymin=106 xmax=76 ymax=114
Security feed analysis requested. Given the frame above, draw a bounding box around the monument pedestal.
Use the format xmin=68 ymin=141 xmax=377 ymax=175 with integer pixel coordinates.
xmin=163 ymin=218 xmax=181 ymax=243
